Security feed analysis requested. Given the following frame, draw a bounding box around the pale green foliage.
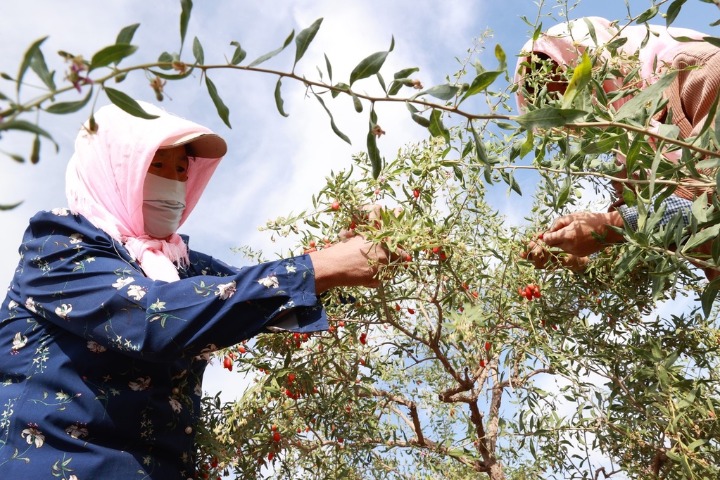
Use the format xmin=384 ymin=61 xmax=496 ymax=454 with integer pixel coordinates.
xmin=2 ymin=0 xmax=720 ymax=478
xmin=198 ymin=131 xmax=720 ymax=479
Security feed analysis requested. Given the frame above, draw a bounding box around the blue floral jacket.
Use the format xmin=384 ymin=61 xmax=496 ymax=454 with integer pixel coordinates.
xmin=0 ymin=209 xmax=327 ymax=479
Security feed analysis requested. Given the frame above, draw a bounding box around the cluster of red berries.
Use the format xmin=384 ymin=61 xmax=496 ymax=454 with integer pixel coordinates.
xmin=271 ymin=424 xmax=281 ymax=443
xmin=222 ymin=352 xmax=237 ymax=371
xmin=518 ymin=283 xmax=541 ymax=301
xmin=286 ymin=332 xmax=311 ymax=349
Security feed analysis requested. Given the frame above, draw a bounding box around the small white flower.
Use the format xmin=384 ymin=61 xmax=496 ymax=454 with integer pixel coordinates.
xmin=11 ymin=332 xmax=28 ymax=352
xmin=69 ymin=233 xmax=83 ymax=244
xmin=25 ymin=297 xmax=38 ymax=313
xmin=215 ymin=281 xmax=237 ymax=300
xmin=21 ymin=424 xmax=45 ymax=448
xmin=87 ymin=340 xmax=107 ymax=353
xmin=257 ymin=275 xmax=279 ymax=289
xmin=65 ymin=423 xmax=88 ymax=439
xmin=129 ymin=377 xmax=151 ymax=391
xmin=55 ymin=304 xmax=72 ymax=319
xmin=286 ymin=264 xmax=297 ymax=274
xmin=8 ymin=300 xmax=18 ymax=310
xmin=51 ymin=208 xmax=70 ymax=216
xmin=127 ymin=285 xmax=146 ymax=301
xmin=149 ymin=299 xmax=166 ymax=311
xmin=168 ymin=397 xmax=182 ymax=413
xmin=55 ymin=391 xmax=70 ymax=401
xmin=112 ymin=277 xmax=134 ymax=289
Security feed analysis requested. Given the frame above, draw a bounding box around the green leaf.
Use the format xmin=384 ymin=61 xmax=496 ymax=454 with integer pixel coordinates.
xmin=470 ymin=125 xmax=488 ymax=164
xmin=116 ymin=23 xmax=140 ymax=45
xmin=157 ymin=51 xmax=175 ymax=70
xmin=666 ymin=0 xmax=687 ymax=26
xmin=704 ymin=36 xmax=720 ymax=48
xmin=29 ymin=46 xmax=56 ymax=92
xmin=515 ymin=107 xmax=587 ymax=129
xmin=367 ymin=109 xmax=382 ymax=178
xmin=581 ymin=133 xmax=621 ymax=154
xmin=376 ymin=72 xmax=387 ymax=94
xmin=45 ymin=88 xmax=93 ymax=114
xmin=0 ymin=201 xmax=23 ymax=211
xmin=104 ymin=87 xmax=159 ymax=120
xmin=420 ymin=84 xmax=460 ymax=101
xmin=180 ymin=0 xmax=193 ymax=53
xmin=192 ymin=37 xmax=204 ymax=65
xmin=204 ymin=76 xmax=231 ymax=128
xmin=294 ymin=18 xmax=323 ymax=68
xmin=502 ymin=170 xmax=522 ymax=195
xmin=387 ymin=79 xmax=405 ymax=96
xmin=367 ymin=129 xmax=382 ymax=179
xmin=428 ymin=109 xmax=449 ymax=143
xmin=351 ymin=92 xmax=362 ymax=113
xmin=460 ymin=71 xmax=502 ymax=103
xmin=691 ymin=192 xmax=709 ymax=222
xmin=89 ymin=44 xmax=138 ymax=71
xmin=583 ymin=18 xmax=598 ymax=46
xmin=635 ymin=5 xmax=659 ymax=24
xmin=274 ymin=78 xmax=288 ymax=117
xmin=520 ymin=130 xmax=534 ymax=158
xmin=30 ymin=135 xmax=40 ymax=164
xmin=0 ymin=119 xmax=58 ymax=150
xmin=248 ymin=30 xmax=295 ymax=68
xmin=330 ymin=82 xmax=349 ymax=99
xmin=494 ymin=44 xmax=507 ymax=72
xmin=410 ymin=113 xmax=429 ymax=128
xmin=230 ymin=41 xmax=247 ymax=65
xmin=394 ymin=67 xmax=419 ymax=79
xmin=701 ymin=281 xmax=720 ymax=316
xmin=148 ymin=68 xmax=194 ymax=81
xmin=324 ymin=53 xmax=333 ymax=83
xmin=682 ymin=224 xmax=720 ymax=253
xmin=17 ymin=36 xmax=48 ymax=95
xmin=312 ymin=92 xmax=350 ymax=144
xmin=350 ymin=50 xmax=389 ymax=85
xmin=561 ymin=52 xmax=592 ymax=109
xmin=615 ymin=71 xmax=677 ymax=121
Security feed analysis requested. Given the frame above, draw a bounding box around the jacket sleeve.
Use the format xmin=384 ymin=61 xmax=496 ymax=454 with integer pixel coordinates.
xmin=11 ymin=210 xmax=327 ymax=361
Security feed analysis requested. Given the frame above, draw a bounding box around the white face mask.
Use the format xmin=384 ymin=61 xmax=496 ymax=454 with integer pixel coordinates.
xmin=142 ymin=173 xmax=187 ymax=239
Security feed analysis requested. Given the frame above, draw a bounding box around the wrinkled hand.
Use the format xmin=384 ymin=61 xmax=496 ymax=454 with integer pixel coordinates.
xmin=540 ymin=211 xmax=624 ymax=257
xmin=308 ymin=205 xmax=400 ymax=293
xmin=522 ymin=238 xmax=589 ymax=272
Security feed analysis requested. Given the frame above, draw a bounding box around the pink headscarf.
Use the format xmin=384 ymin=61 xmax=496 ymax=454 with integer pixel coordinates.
xmin=514 ymin=16 xmax=707 ymax=112
xmin=66 ymin=102 xmax=225 ymax=282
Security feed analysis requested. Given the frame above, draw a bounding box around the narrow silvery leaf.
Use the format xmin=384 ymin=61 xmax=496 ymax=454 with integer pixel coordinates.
xmin=17 ymin=36 xmax=48 ymax=94
xmin=249 ymin=30 xmax=295 ymax=68
xmin=90 ymin=44 xmax=138 ymax=71
xmin=105 ymin=87 xmax=159 ymax=120
xmin=180 ymin=0 xmax=193 ymax=52
xmin=193 ymin=37 xmax=204 ymax=65
xmin=204 ymin=76 xmax=231 ymax=128
xmin=274 ymin=78 xmax=289 ymax=117
xmin=46 ymin=89 xmax=93 ymax=114
xmin=294 ymin=18 xmax=323 ymax=68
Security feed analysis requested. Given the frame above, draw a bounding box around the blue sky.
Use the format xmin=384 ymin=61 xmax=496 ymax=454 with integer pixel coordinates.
xmin=0 ymin=1 xmax=717 ymax=474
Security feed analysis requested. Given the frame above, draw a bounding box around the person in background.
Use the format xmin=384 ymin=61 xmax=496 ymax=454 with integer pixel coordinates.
xmin=515 ymin=16 xmax=720 ymax=279
xmin=0 ymin=102 xmax=393 ymax=478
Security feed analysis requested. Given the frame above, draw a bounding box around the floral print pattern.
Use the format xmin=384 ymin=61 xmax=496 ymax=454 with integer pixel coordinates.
xmin=0 ymin=210 xmax=327 ymax=478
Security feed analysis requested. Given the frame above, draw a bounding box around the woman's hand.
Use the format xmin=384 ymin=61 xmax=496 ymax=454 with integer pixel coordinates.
xmin=308 ymin=205 xmax=398 ymax=293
